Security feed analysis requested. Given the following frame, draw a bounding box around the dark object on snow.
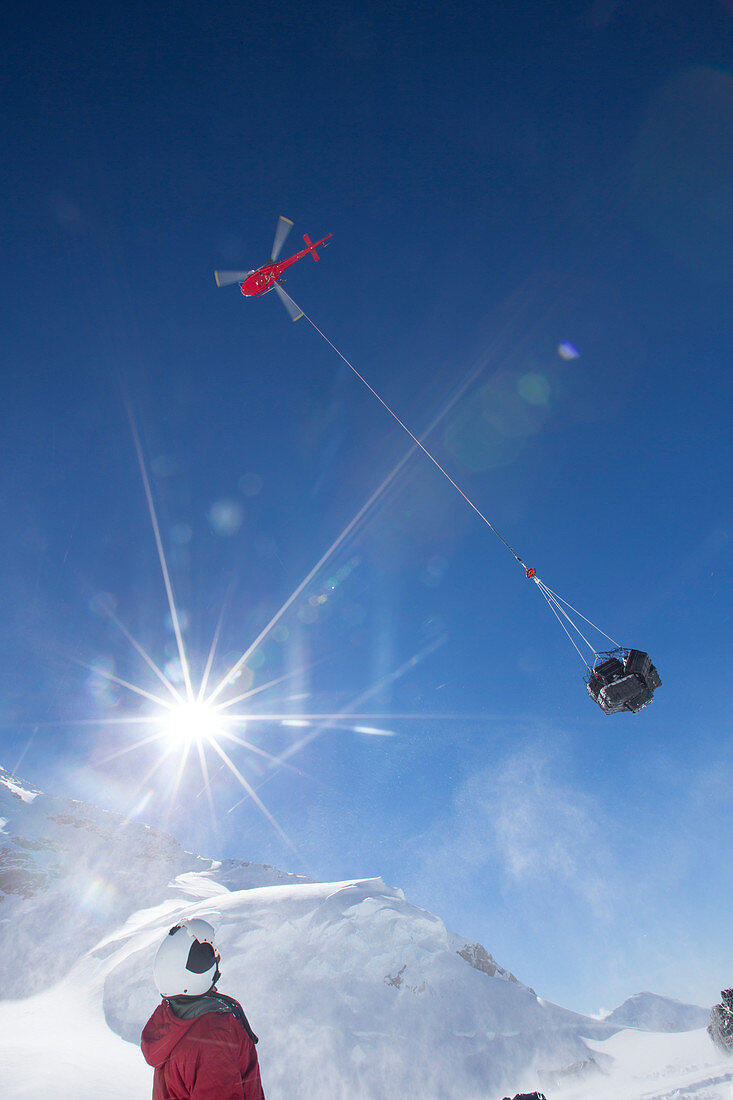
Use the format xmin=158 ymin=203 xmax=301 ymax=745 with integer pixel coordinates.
xmin=708 ymin=989 xmax=733 ymax=1054
xmin=586 ymin=648 xmax=661 ymax=715
xmin=501 ymin=1093 xmax=548 ymax=1100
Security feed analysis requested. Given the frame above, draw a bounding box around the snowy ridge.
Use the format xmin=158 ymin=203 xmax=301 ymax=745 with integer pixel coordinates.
xmin=0 ymin=765 xmax=729 ymax=1099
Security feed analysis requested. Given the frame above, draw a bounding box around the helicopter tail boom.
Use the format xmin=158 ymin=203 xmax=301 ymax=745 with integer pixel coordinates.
xmin=302 ymin=233 xmax=332 ymax=262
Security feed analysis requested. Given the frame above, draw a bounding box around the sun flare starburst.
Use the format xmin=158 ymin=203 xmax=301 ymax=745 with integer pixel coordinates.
xmin=161 ymin=700 xmax=225 ymax=747
xmin=26 ymin=397 xmax=473 ymax=859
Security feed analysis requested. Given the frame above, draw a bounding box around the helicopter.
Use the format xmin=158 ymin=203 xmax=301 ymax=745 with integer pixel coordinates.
xmin=214 ymin=216 xmax=332 ymax=319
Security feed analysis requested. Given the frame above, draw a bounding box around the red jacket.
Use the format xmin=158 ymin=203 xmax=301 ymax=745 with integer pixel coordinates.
xmin=141 ymin=998 xmax=265 ymax=1100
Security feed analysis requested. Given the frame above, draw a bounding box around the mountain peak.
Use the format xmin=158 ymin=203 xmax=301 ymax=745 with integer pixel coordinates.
xmin=604 ymin=990 xmax=710 ymax=1032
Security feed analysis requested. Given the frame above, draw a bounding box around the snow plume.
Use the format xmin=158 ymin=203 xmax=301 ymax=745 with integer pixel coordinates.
xmin=484 ymin=747 xmax=615 ymax=917
xmin=411 ymin=742 xmax=618 ymax=918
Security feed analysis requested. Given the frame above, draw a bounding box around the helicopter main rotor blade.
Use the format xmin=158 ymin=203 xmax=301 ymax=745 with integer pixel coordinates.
xmin=274 ymin=281 xmax=304 ymax=322
xmin=214 ymin=270 xmax=252 ymax=287
xmin=270 ymin=216 xmax=294 ymax=262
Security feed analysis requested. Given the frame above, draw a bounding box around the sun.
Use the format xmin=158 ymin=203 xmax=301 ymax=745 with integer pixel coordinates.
xmin=161 ymin=701 xmax=224 ymax=747
xmin=68 ymin=402 xmax=424 ymax=853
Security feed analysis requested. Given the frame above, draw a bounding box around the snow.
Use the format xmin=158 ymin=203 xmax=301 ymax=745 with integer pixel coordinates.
xmin=0 ymin=764 xmax=730 ymax=1099
xmin=0 ymin=966 xmax=150 ymax=1099
xmin=574 ymin=1030 xmax=733 ymax=1100
xmin=0 ymin=772 xmax=38 ymax=803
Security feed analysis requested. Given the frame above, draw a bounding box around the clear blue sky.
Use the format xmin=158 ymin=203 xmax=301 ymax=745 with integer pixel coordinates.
xmin=2 ymin=0 xmax=732 ymax=1015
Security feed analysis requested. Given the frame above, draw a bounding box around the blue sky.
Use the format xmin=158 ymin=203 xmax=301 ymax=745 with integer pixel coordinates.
xmin=2 ymin=0 xmax=732 ymax=1014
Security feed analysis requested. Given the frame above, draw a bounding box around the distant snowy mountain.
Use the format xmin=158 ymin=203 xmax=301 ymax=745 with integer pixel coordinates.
xmin=603 ymin=991 xmax=710 ymax=1033
xmin=0 ymin=765 xmax=730 ymax=1100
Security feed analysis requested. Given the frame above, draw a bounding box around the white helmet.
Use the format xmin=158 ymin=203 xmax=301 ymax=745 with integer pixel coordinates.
xmin=153 ymin=919 xmax=220 ymax=997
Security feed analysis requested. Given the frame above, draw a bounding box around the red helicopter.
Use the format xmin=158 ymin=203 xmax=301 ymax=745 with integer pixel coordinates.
xmin=214 ymin=216 xmax=332 ymax=320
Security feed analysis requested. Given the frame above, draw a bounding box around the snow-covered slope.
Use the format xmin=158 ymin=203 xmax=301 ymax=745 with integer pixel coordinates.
xmin=1 ymin=765 xmax=729 ymax=1099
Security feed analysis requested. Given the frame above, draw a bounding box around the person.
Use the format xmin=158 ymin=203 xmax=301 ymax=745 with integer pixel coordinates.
xmin=141 ymin=918 xmax=265 ymax=1099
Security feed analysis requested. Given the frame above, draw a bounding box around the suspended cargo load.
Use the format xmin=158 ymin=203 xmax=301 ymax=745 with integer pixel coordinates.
xmin=586 ymin=649 xmax=662 ymax=715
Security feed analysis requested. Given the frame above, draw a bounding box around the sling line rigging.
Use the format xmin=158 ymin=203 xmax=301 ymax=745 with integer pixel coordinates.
xmin=278 ymin=286 xmax=614 ymax=671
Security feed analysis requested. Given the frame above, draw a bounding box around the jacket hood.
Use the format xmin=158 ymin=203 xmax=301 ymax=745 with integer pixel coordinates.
xmin=141 ymin=1001 xmax=200 ymax=1068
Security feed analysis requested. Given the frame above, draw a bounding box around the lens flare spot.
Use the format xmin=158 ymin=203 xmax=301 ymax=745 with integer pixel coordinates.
xmin=353 ymin=725 xmax=395 ymax=737
xmin=220 ymin=657 xmax=254 ymax=690
xmin=209 ymin=500 xmax=244 ymax=536
xmin=518 ymin=372 xmax=551 ymax=406
xmin=558 ymin=342 xmax=580 ymax=360
xmin=80 ymin=875 xmax=119 ymax=917
xmin=164 ymin=658 xmax=185 ymax=683
xmin=247 ymin=649 xmax=266 ymax=671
